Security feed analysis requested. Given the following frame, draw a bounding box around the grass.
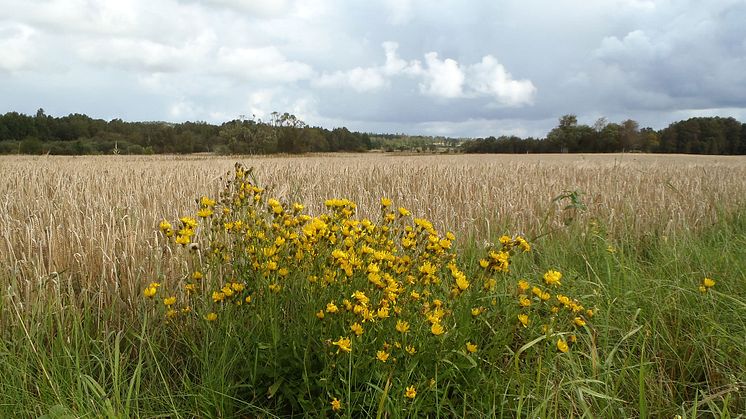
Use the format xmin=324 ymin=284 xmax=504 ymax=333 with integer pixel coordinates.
xmin=1 ymin=154 xmax=745 ymax=417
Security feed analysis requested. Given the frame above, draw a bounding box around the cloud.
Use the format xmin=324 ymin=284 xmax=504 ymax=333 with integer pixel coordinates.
xmin=465 ymin=56 xmax=537 ymax=106
xmin=215 ymin=46 xmax=314 ymax=83
xmin=77 ymin=34 xmax=213 ymax=72
xmin=382 ymin=0 xmax=414 ymax=24
xmin=0 ymin=23 xmax=37 ymax=73
xmin=190 ymin=0 xmax=293 ymax=18
xmin=313 ymin=42 xmax=536 ymax=105
xmin=419 ymin=52 xmax=465 ymax=98
xmin=314 ymin=67 xmax=388 ymax=92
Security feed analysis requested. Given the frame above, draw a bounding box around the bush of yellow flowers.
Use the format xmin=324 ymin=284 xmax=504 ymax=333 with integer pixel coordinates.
xmin=147 ymin=163 xmax=594 ymax=416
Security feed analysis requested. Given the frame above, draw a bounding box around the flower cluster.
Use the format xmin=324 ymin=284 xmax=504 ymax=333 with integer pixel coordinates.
xmin=510 ymin=269 xmax=594 ymax=354
xmin=699 ymin=277 xmax=716 ymax=293
xmin=147 ymin=163 xmax=579 ymax=413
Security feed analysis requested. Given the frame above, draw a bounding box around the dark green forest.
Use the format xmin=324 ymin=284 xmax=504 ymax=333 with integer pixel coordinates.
xmin=1 ymin=109 xmax=745 ymax=155
xmin=463 ymin=115 xmax=746 ymax=155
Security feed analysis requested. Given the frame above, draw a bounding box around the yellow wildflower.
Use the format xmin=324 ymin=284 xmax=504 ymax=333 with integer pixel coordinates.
xmin=517 ymin=279 xmax=530 ymax=292
xmin=396 ymin=320 xmax=410 ymax=333
xmin=543 ymin=270 xmax=562 ymax=286
xmin=163 ymin=296 xmax=176 ymax=306
xmin=175 ymin=234 xmax=191 ymax=246
xmin=212 ymin=291 xmax=225 ymax=303
xmin=197 ymin=208 xmax=213 ymax=218
xmin=192 ymin=271 xmax=203 ymax=280
xmin=405 ymin=386 xmax=417 ymax=399
xmin=518 ymin=314 xmax=529 ymax=327
xmin=574 ymin=317 xmax=586 ymax=327
xmin=431 ymin=323 xmax=445 ymax=336
xmin=557 ymin=338 xmax=569 ymax=353
xmin=316 ymin=309 xmax=325 ymax=319
xmin=205 ymin=312 xmax=217 ymax=321
xmin=376 ymin=350 xmax=390 ymax=362
xmin=398 ymin=207 xmax=411 ymax=217
xmin=465 ymin=342 xmax=477 ymax=353
xmin=455 ymin=273 xmax=469 ymax=291
xmin=326 ymin=302 xmax=339 ymax=313
xmin=143 ymin=283 xmax=159 ymax=298
xmin=332 ymin=337 xmax=352 ymax=353
xmin=380 ymin=197 xmax=392 ymax=208
xmin=405 ymin=345 xmax=417 ymax=355
xmin=350 ymin=322 xmax=364 ymax=336
xmin=331 ymin=397 xmax=342 ymax=412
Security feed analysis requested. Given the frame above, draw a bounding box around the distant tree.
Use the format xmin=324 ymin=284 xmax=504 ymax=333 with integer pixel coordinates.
xmin=619 ymin=119 xmax=641 ymax=151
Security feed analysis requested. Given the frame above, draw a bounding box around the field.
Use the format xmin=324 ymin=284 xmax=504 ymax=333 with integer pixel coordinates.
xmin=1 ymin=153 xmax=745 ymax=417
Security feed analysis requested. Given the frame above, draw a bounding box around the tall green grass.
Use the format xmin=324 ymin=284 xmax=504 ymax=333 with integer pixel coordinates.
xmin=1 ymin=209 xmax=744 ymax=418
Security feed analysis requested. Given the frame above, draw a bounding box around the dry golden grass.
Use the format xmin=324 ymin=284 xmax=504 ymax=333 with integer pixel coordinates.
xmin=2 ymin=153 xmax=745 ymax=300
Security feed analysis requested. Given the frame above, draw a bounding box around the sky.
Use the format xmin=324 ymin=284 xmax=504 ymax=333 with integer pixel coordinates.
xmin=1 ymin=0 xmax=745 ymax=138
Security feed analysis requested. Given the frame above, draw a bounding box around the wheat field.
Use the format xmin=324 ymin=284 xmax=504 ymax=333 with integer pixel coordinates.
xmin=2 ymin=153 xmax=745 ymax=298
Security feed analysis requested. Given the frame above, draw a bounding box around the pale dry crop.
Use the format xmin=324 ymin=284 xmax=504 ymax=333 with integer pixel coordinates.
xmin=1 ymin=153 xmax=745 ymax=302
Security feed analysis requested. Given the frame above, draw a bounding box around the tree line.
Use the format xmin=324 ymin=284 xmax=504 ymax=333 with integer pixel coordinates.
xmin=462 ymin=115 xmax=746 ymax=155
xmin=1 ymin=109 xmax=745 ymax=155
xmin=0 ymin=110 xmax=371 ymax=155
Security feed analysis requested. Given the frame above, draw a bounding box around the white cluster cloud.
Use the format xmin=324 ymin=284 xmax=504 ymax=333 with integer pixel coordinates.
xmin=314 ymin=42 xmax=536 ymax=106
xmin=0 ymin=23 xmax=37 ymax=73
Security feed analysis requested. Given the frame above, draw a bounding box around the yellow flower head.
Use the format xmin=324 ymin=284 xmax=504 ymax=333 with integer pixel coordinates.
xmin=332 ymin=336 xmax=352 ymax=353
xmin=517 ymin=279 xmax=530 ymax=292
xmin=518 ymin=314 xmax=529 ymax=327
xmin=543 ymin=270 xmax=562 ymax=286
xmin=326 ymin=302 xmax=339 ymax=313
xmin=380 ymin=197 xmax=392 ymax=208
xmin=398 ymin=207 xmax=411 ymax=217
xmin=350 ymin=322 xmax=364 ymax=336
xmin=465 ymin=342 xmax=477 ymax=353
xmin=702 ymin=277 xmax=716 ymax=288
xmin=455 ymin=273 xmax=470 ymax=291
xmin=331 ymin=397 xmax=342 ymax=412
xmin=573 ymin=317 xmax=587 ymax=327
xmin=376 ymin=350 xmax=390 ymax=362
xmin=430 ymin=323 xmax=445 ymax=336
xmin=557 ymin=338 xmax=569 ymax=353
xmin=197 ymin=208 xmax=213 ymax=218
xmin=405 ymin=385 xmax=417 ymax=399
xmin=159 ymin=220 xmax=172 ymax=233
xmin=199 ymin=196 xmax=216 ymax=208
xmin=205 ymin=312 xmax=217 ymax=322
xmin=316 ymin=309 xmax=325 ymax=319
xmin=163 ymin=296 xmax=176 ymax=306
xmin=396 ymin=319 xmax=410 ymax=333
xmin=405 ymin=345 xmax=417 ymax=355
